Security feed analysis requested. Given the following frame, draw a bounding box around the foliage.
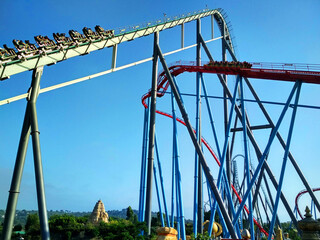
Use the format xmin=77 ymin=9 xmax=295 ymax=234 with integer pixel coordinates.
xmin=98 ymin=219 xmax=146 ymax=239
xmin=49 ymin=214 xmax=86 ymax=239
xmin=13 ymin=223 xmax=23 ymax=231
xmin=281 ymin=222 xmax=301 ymax=240
xmin=189 ymin=232 xmax=211 ymax=240
xmin=126 ymin=206 xmax=135 ymax=222
xmin=25 ymin=213 xmax=40 ymax=240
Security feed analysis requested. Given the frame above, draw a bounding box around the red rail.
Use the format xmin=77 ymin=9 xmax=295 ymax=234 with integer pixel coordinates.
xmin=142 ymin=61 xmax=320 ymax=108
xmin=141 ymin=61 xmax=320 ymax=235
xmin=295 ymin=188 xmax=320 ymax=219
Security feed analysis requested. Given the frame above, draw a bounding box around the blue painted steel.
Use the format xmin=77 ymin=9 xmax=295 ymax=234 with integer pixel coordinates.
xmin=153 ymin=161 xmax=165 ymax=227
xmin=193 ymin=72 xmax=201 ymax=236
xmin=208 ymin=76 xmax=241 ymax=237
xmin=170 ymin=139 xmax=175 ymax=228
xmin=267 ymin=81 xmax=302 ymax=240
xmin=138 ymin=98 xmax=150 ymax=222
xmin=176 ymin=173 xmax=180 ymax=240
xmin=239 ymin=76 xmax=255 ymax=240
xmin=157 ymin=44 xmax=238 ymax=239
xmin=171 ymin=89 xmax=187 ymax=240
xmin=201 ymin=74 xmax=226 ymax=237
xmin=155 ymin=136 xmax=170 ymax=227
xmin=232 ymin=81 xmax=300 ymax=226
xmin=200 ymin=75 xmax=222 ymax=160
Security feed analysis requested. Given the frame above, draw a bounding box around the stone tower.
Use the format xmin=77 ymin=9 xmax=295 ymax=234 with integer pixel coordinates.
xmin=89 ymin=200 xmax=109 ymax=224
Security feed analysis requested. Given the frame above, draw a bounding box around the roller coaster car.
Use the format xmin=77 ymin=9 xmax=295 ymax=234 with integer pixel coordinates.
xmin=34 ymin=35 xmax=57 ymax=52
xmin=94 ymin=25 xmax=114 ymax=38
xmin=12 ymin=39 xmax=39 ymax=59
xmin=0 ymin=45 xmax=17 ymax=63
xmin=53 ymin=33 xmax=75 ymax=48
xmin=82 ymin=27 xmax=101 ymax=41
xmin=68 ymin=30 xmax=89 ymax=44
xmin=205 ymin=61 xmax=252 ymax=69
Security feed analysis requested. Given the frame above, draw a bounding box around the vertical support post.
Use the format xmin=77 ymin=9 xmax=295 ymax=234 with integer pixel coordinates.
xmin=111 ymin=44 xmax=118 ymax=69
xmin=29 ymin=67 xmax=50 ymax=240
xmin=155 ymin=136 xmax=170 ymax=227
xmin=239 ymin=76 xmax=255 ymax=240
xmin=222 ymin=21 xmax=232 ymax=193
xmin=267 ymin=81 xmax=302 ymax=240
xmin=145 ymin=31 xmax=159 ymax=235
xmin=2 ymin=67 xmax=50 ymax=240
xmin=171 ymin=85 xmax=186 ymax=240
xmin=139 ymin=98 xmax=150 ymax=222
xmin=211 ymin=14 xmax=214 ymax=39
xmin=153 ymin=158 xmax=165 ymax=227
xmin=181 ymin=23 xmax=184 ymax=49
xmin=195 ymin=18 xmax=203 ymax=235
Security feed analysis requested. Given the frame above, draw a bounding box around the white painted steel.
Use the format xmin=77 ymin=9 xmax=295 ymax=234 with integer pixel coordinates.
xmin=0 ymin=10 xmax=219 ymax=80
xmin=0 ymin=37 xmax=222 ymax=106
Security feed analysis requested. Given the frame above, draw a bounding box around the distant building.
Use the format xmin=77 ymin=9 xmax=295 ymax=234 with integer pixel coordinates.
xmin=89 ymin=200 xmax=109 ymax=224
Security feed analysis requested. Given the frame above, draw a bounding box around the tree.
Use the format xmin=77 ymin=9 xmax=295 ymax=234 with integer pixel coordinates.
xmin=25 ymin=213 xmax=40 ymax=240
xmin=126 ymin=206 xmax=135 ymax=222
xmin=49 ymin=214 xmax=84 ymax=239
xmin=13 ymin=224 xmax=23 ymax=231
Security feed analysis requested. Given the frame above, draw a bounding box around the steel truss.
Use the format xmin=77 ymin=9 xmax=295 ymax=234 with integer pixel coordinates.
xmin=138 ymin=11 xmax=319 ymax=240
xmin=1 ymin=7 xmax=319 ymax=240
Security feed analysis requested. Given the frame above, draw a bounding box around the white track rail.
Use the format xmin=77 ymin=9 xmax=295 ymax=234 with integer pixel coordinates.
xmin=0 ymin=9 xmax=225 ymax=80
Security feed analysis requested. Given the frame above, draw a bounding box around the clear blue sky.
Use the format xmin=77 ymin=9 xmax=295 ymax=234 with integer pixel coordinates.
xmin=1 ymin=0 xmax=319 ymax=222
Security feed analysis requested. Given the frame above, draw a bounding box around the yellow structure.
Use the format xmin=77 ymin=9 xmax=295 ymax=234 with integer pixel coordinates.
xmin=156 ymin=227 xmax=178 ymax=240
xmin=241 ymin=229 xmax=251 ymax=240
xmin=203 ymin=220 xmax=223 ymax=237
xmin=89 ymin=199 xmax=109 ymax=224
xmin=275 ymin=227 xmax=283 ymax=240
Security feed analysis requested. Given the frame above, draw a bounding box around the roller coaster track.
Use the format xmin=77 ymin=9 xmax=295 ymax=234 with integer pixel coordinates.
xmin=141 ymin=60 xmax=320 ymax=236
xmin=0 ymin=8 xmax=234 ymax=80
xmin=142 ymin=61 xmax=320 ymax=107
xmin=295 ymin=188 xmax=320 ymax=219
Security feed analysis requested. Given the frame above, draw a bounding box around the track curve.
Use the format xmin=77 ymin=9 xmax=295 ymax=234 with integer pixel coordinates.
xmin=295 ymin=188 xmax=320 ymax=219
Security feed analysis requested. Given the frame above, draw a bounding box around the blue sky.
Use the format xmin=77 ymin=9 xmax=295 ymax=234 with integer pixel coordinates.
xmin=1 ymin=0 xmax=320 ymax=222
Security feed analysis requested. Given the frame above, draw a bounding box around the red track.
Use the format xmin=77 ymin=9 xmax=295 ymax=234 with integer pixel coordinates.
xmin=142 ymin=62 xmax=320 ymax=108
xmin=142 ymin=62 xmax=320 ymax=235
xmin=295 ymin=188 xmax=320 ymax=219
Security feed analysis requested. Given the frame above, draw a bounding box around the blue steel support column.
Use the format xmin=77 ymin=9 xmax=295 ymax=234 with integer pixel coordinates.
xmin=170 ymin=134 xmax=175 ymax=227
xmin=194 ymin=18 xmax=203 ymax=236
xmin=153 ymin=157 xmax=165 ymax=227
xmin=171 ymin=87 xmax=186 ymax=240
xmin=145 ymin=31 xmax=159 ymax=235
xmin=223 ymin=36 xmax=318 ymax=221
xmin=155 ymin=136 xmax=170 ymax=226
xmin=139 ymin=98 xmax=150 ymax=222
xmin=221 ymin=21 xmax=232 ymax=196
xmin=232 ymin=81 xmax=300 ymax=226
xmin=267 ymin=81 xmax=302 ymax=240
xmin=239 ymin=76 xmax=255 ymax=240
xmin=157 ymin=43 xmax=238 ymax=239
xmin=201 ymin=35 xmax=298 ymax=227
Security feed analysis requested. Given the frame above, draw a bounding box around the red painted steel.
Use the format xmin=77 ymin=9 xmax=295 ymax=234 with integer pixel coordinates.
xmin=295 ymin=188 xmax=320 ymax=219
xmin=142 ymin=62 xmax=320 ymax=108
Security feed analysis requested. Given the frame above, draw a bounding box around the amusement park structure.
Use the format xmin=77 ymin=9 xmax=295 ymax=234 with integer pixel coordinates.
xmin=1 ymin=8 xmax=320 ymax=240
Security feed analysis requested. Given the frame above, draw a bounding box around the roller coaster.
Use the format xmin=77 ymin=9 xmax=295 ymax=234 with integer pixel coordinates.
xmin=1 ymin=8 xmax=319 ymax=240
